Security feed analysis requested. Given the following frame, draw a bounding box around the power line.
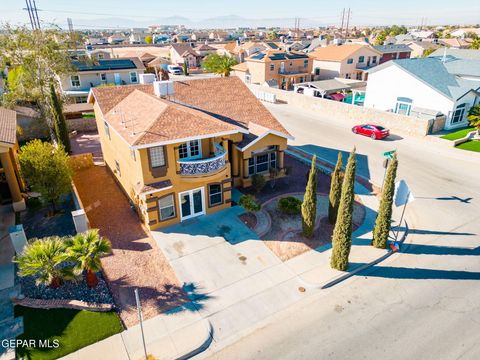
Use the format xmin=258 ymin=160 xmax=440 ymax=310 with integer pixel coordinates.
xmin=24 ymin=0 xmax=41 ymax=30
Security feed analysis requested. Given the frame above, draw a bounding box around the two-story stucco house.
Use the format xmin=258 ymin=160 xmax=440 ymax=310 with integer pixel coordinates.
xmin=364 ymin=56 xmax=480 ymax=130
xmin=169 ymin=44 xmax=202 ymax=68
xmin=88 ymin=77 xmax=292 ymax=230
xmin=0 ymin=108 xmax=25 ymax=211
xmin=232 ymin=50 xmax=313 ymax=90
xmin=59 ymin=57 xmax=145 ymax=104
xmin=308 ymin=44 xmax=382 ymax=81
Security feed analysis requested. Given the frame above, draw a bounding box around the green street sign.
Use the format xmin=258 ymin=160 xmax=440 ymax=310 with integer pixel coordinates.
xmin=383 ymin=150 xmax=396 ymax=159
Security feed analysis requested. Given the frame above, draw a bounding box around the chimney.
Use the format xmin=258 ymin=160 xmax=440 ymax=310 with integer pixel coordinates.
xmin=153 ymin=80 xmax=174 ymax=98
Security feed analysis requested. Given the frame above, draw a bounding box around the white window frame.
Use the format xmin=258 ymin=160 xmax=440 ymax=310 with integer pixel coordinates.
xmin=395 ymin=101 xmax=412 ymax=115
xmin=358 ymin=56 xmax=365 ymax=63
xmin=451 ymin=103 xmax=466 ymax=124
xmin=100 ymin=73 xmax=107 ymax=81
xmin=129 ymin=71 xmax=138 ymax=83
xmin=178 ymin=187 xmax=205 ymax=221
xmin=270 ymin=64 xmax=275 ymax=71
xmin=248 ymin=152 xmax=276 ymax=175
xmin=149 ymin=146 xmax=166 ymax=168
xmin=208 ymin=184 xmax=223 ymax=207
xmin=70 ymin=75 xmax=81 ymax=88
xmin=158 ymin=194 xmax=175 ymax=221
xmin=178 ymin=140 xmax=201 ymax=160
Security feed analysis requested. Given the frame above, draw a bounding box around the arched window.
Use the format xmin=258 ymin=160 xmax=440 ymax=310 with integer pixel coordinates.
xmin=451 ymin=103 xmax=467 ymax=124
xmin=395 ymin=97 xmax=413 ymax=115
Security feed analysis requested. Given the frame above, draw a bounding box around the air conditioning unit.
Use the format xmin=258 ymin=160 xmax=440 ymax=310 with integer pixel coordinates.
xmin=139 ymin=73 xmax=156 ymax=84
xmin=153 ymin=80 xmax=174 ymax=97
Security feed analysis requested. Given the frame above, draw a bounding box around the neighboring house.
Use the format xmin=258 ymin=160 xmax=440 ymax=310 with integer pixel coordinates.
xmin=87 ymin=49 xmax=112 ymax=61
xmin=364 ymin=57 xmax=480 ymax=130
xmin=223 ymin=41 xmax=269 ymax=62
xmin=209 ymin=31 xmax=230 ymax=42
xmin=169 ymin=44 xmax=202 ymax=67
xmin=450 ymin=28 xmax=480 ymax=38
xmin=304 ymin=37 xmax=329 ymax=52
xmin=87 ymin=77 xmax=292 ymax=230
xmin=407 ymin=41 xmax=441 ymax=58
xmin=59 ymin=57 xmax=146 ymax=103
xmin=0 ymin=108 xmax=26 ymax=211
xmin=438 ymin=38 xmax=472 ymax=49
xmin=308 ymin=44 xmax=382 ymax=81
xmin=129 ymin=33 xmax=145 ymax=44
xmin=373 ymin=44 xmax=412 ymax=64
xmin=394 ymin=33 xmax=416 ymax=44
xmin=122 ymin=52 xmax=157 ymax=67
xmin=194 ymin=43 xmax=217 ymax=57
xmin=409 ymin=30 xmax=435 ymax=40
xmin=232 ymin=50 xmax=313 ymax=90
xmin=85 ymin=36 xmax=108 ymax=45
xmin=428 ymin=48 xmax=480 ymax=61
xmin=108 ymin=35 xmax=127 ymax=44
xmin=191 ymin=32 xmax=209 ymax=42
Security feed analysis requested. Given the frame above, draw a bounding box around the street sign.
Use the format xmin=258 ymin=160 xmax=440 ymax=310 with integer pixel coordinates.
xmin=394 ymin=180 xmax=415 ymax=207
xmin=383 ymin=150 xmax=396 ymax=159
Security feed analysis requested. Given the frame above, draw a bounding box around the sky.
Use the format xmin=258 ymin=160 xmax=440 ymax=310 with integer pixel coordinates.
xmin=3 ymin=0 xmax=480 ymax=28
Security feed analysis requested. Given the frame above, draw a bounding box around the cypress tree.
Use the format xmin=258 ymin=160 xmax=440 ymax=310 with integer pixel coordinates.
xmin=372 ymin=155 xmax=398 ymax=249
xmin=49 ymin=83 xmax=71 ymax=153
xmin=328 ymin=152 xmax=344 ymax=224
xmin=330 ymin=148 xmax=356 ymax=271
xmin=183 ymin=62 xmax=189 ymax=76
xmin=301 ymin=155 xmax=317 ymax=238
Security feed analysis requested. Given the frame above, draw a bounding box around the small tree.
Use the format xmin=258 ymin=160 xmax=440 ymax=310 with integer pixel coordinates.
xmin=252 ymin=174 xmax=266 ymax=193
xmin=301 ymin=155 xmax=317 ymax=238
xmin=15 ymin=237 xmax=73 ymax=288
xmin=18 ymin=140 xmax=73 ymax=212
xmin=144 ymin=35 xmax=153 ymax=44
xmin=330 ymin=148 xmax=356 ymax=271
xmin=183 ymin=62 xmax=189 ymax=76
xmin=65 ymin=229 xmax=112 ymax=288
xmin=201 ymin=54 xmax=238 ymax=77
xmin=239 ymin=194 xmax=261 ymax=214
xmin=467 ymin=104 xmax=480 ymax=135
xmin=372 ymin=155 xmax=398 ymax=249
xmin=328 ymin=152 xmax=344 ymax=224
xmin=49 ymin=83 xmax=71 ymax=153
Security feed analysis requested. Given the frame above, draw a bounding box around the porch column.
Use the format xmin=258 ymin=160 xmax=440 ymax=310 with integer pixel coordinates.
xmin=174 ymin=146 xmax=180 ymax=173
xmin=232 ymin=148 xmax=239 ymax=177
xmin=0 ymin=150 xmax=25 ymax=210
xmin=222 ymin=139 xmax=229 ymax=163
xmin=243 ymin=158 xmax=250 ymax=179
xmin=278 ymin=150 xmax=285 ymax=170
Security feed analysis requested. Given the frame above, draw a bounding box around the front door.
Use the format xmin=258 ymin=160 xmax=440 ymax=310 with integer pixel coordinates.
xmin=114 ymin=73 xmax=121 ymax=85
xmin=179 ymin=187 xmax=205 ymax=221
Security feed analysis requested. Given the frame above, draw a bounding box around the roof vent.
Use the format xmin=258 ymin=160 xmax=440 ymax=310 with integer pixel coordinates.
xmin=153 ymin=80 xmax=174 ymax=98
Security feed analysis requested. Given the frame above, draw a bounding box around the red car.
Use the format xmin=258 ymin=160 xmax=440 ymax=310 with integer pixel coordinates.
xmin=352 ymin=124 xmax=390 ymax=140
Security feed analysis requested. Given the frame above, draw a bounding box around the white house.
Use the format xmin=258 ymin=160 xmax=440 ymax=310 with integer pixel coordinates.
xmin=364 ymin=57 xmax=480 ymax=130
xmin=59 ymin=57 xmax=145 ymax=103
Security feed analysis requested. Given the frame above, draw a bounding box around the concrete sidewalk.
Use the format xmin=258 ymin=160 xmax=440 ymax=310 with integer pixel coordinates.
xmin=60 ymin=310 xmax=212 ymax=360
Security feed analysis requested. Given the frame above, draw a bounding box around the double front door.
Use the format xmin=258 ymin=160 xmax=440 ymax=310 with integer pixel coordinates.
xmin=179 ymin=187 xmax=205 ymax=221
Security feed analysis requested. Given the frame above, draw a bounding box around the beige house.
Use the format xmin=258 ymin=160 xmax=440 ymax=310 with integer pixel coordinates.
xmin=309 ymin=44 xmax=382 ymax=81
xmin=0 ymin=108 xmax=25 ymax=211
xmin=232 ymin=50 xmax=313 ymax=90
xmin=407 ymin=41 xmax=441 ymax=58
xmin=169 ymin=44 xmax=202 ymax=68
xmin=88 ymin=77 xmax=292 ymax=230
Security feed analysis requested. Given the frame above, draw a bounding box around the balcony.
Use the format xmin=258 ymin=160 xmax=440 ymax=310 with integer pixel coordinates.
xmin=278 ymin=67 xmax=310 ymax=76
xmin=177 ymin=151 xmax=227 ymax=177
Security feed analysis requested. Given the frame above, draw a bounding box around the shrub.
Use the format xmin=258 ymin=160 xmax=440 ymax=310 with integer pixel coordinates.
xmin=239 ymin=194 xmax=261 ymax=213
xmin=252 ymin=174 xmax=266 ymax=192
xmin=278 ymin=196 xmax=302 ymax=215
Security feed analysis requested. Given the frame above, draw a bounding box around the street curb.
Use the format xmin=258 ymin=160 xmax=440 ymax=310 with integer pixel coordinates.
xmin=296 ymin=221 xmax=409 ymax=290
xmin=176 ymin=319 xmax=214 ymax=360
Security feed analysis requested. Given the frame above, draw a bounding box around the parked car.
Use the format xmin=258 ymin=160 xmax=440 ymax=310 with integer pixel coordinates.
xmin=352 ymin=124 xmax=390 ymax=139
xmin=167 ymin=65 xmax=183 ymax=75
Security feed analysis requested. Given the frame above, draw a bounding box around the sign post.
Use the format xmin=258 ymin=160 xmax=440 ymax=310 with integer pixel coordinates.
xmin=393 ymin=180 xmax=415 ymax=240
xmin=135 ymin=288 xmax=148 ymax=360
xmin=381 ymin=150 xmax=395 ymax=190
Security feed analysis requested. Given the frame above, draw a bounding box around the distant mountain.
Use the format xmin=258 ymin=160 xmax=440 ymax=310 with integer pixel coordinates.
xmin=72 ymin=15 xmax=324 ymax=30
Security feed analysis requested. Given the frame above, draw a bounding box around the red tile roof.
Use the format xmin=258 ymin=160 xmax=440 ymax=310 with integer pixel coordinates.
xmin=90 ymin=77 xmax=291 ymax=147
xmin=0 ymin=107 xmax=17 ymax=145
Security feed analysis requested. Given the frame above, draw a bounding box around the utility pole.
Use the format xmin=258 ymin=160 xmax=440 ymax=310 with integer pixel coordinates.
xmin=340 ymin=8 xmax=345 ymax=35
xmin=24 ymin=0 xmax=40 ymax=30
xmin=345 ymin=8 xmax=351 ymax=37
xmin=67 ymin=17 xmax=78 ymax=58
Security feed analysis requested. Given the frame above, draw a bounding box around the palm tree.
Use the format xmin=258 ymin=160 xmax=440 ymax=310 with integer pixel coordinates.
xmin=15 ymin=237 xmax=73 ymax=288
xmin=467 ymin=104 xmax=480 ymax=135
xmin=201 ymin=54 xmax=238 ymax=77
xmin=65 ymin=229 xmax=112 ymax=288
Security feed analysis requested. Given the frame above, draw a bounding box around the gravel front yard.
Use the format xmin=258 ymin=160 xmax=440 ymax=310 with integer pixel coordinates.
xmin=73 ymin=165 xmax=188 ymax=327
